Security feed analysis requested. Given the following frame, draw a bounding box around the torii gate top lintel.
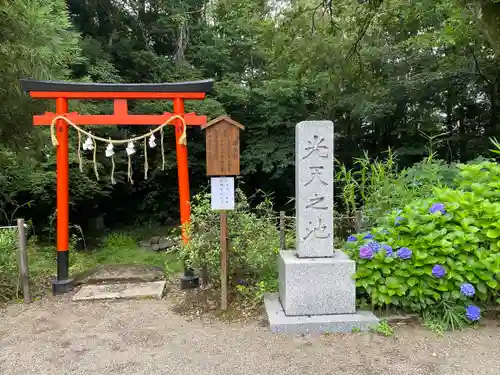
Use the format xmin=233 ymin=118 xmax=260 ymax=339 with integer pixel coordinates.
xmin=20 ymin=78 xmax=213 ymax=97
xmin=20 ymin=78 xmax=213 ymax=126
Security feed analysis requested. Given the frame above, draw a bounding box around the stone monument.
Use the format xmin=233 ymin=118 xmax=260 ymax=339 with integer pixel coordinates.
xmin=264 ymin=121 xmax=379 ymax=334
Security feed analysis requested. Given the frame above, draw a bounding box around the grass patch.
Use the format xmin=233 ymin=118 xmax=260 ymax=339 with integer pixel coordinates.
xmin=370 ymin=320 xmax=394 ymax=336
xmin=28 ymin=231 xmax=184 ymax=295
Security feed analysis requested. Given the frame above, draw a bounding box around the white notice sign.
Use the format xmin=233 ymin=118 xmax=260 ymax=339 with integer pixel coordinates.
xmin=211 ymin=177 xmax=235 ymax=210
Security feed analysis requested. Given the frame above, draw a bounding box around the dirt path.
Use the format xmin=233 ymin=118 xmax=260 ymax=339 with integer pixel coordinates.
xmin=1 ymin=298 xmax=499 ymax=375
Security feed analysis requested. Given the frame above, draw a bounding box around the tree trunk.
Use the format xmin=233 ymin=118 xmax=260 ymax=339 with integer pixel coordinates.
xmin=446 ymin=90 xmax=456 ymax=161
xmin=491 ymin=78 xmax=499 ymax=135
xmin=459 ymin=105 xmax=467 ymax=162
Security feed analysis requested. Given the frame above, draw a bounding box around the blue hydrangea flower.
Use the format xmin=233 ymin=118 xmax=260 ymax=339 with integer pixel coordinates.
xmin=381 ymin=244 xmax=393 ymax=256
xmin=347 ymin=235 xmax=357 ymax=242
xmin=363 ymin=233 xmax=374 ymax=240
xmin=359 ymin=246 xmax=374 ymax=259
xmin=367 ymin=241 xmax=381 ymax=253
xmin=432 ymin=264 xmax=446 ymax=278
xmin=465 ymin=305 xmax=481 ymax=321
xmin=396 ymin=247 xmax=412 ymax=259
xmin=429 ymin=203 xmax=446 ymax=215
xmin=395 ymin=216 xmax=403 ymax=226
xmin=460 ymin=283 xmax=475 ymax=297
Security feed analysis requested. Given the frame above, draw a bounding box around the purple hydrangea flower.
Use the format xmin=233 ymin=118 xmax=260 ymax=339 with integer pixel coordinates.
xmin=460 ymin=283 xmax=475 ymax=297
xmin=363 ymin=233 xmax=374 ymax=240
xmin=396 ymin=247 xmax=412 ymax=259
xmin=347 ymin=235 xmax=357 ymax=242
xmin=381 ymin=244 xmax=393 ymax=256
xmin=395 ymin=216 xmax=403 ymax=226
xmin=367 ymin=241 xmax=381 ymax=252
xmin=432 ymin=265 xmax=446 ymax=278
xmin=429 ymin=203 xmax=446 ymax=215
xmin=359 ymin=246 xmax=374 ymax=259
xmin=465 ymin=305 xmax=481 ymax=321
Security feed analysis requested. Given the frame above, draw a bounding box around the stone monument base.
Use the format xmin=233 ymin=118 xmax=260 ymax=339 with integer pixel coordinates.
xmin=279 ymin=250 xmax=356 ymax=316
xmin=264 ymin=249 xmax=379 ymax=335
xmin=264 ymin=293 xmax=379 ymax=334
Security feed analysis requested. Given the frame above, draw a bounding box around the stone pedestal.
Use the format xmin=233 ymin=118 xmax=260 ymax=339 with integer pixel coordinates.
xmin=278 ymin=250 xmax=355 ymax=316
xmin=264 ymin=249 xmax=379 ymax=334
xmin=264 ymin=293 xmax=379 ymax=334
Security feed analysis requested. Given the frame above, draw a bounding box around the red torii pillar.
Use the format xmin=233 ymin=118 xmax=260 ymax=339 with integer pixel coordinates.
xmin=20 ymin=79 xmax=213 ymax=294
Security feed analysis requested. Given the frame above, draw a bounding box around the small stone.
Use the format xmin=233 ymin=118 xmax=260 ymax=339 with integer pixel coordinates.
xmin=138 ymin=241 xmax=151 ymax=250
xmin=150 ymin=236 xmax=161 ymax=245
xmin=158 ymin=237 xmax=175 ymax=249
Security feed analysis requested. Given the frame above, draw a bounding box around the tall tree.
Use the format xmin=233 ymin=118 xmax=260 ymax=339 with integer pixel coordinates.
xmin=0 ymin=0 xmax=80 ymax=145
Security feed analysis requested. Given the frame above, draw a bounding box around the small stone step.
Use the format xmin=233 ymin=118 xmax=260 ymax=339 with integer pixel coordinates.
xmin=73 ymin=264 xmax=165 ymax=285
xmin=72 ymin=281 xmax=166 ymax=301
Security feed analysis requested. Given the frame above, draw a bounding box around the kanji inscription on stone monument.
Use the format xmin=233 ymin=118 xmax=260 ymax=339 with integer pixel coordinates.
xmin=296 ymin=121 xmax=334 ymax=258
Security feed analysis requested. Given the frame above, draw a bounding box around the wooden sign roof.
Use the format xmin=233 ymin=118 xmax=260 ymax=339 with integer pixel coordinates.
xmin=202 ymin=116 xmax=244 ymax=176
xmin=201 ymin=116 xmax=245 ymax=130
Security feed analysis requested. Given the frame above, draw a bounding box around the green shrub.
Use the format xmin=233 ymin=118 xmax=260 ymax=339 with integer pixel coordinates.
xmin=361 ymin=159 xmax=458 ymax=227
xmin=0 ymin=229 xmax=18 ymax=301
xmin=179 ymin=189 xmax=280 ymax=304
xmin=454 ymin=160 xmax=500 ymax=203
xmin=345 ymin=161 xmax=500 ymax=325
xmin=102 ymin=232 xmax=138 ymax=249
xmin=336 ymin=150 xmax=458 ymax=229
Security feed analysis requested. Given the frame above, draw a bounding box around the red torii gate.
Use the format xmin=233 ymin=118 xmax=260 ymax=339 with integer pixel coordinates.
xmin=20 ymin=79 xmax=213 ymax=294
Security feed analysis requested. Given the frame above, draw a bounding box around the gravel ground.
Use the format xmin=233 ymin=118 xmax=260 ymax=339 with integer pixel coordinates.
xmin=1 ymin=298 xmax=500 ymax=375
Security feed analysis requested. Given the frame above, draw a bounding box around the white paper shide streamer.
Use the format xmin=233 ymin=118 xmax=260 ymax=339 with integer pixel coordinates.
xmin=82 ymin=135 xmax=94 ymax=151
xmin=48 ymin=113 xmax=188 ymax=185
xmin=126 ymin=141 xmax=135 ymax=156
xmin=148 ymin=134 xmax=156 ymax=148
xmin=105 ymin=143 xmax=114 ymax=157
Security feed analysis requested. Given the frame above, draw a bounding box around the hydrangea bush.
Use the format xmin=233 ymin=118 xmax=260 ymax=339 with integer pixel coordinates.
xmin=345 ymin=175 xmax=500 ymax=324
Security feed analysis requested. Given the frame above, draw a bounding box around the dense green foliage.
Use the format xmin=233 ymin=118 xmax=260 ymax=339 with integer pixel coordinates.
xmin=1 ymin=0 xmax=500 ymax=231
xmin=1 ymin=0 xmax=500 ymax=324
xmin=345 ymin=160 xmax=500 ymax=328
xmin=0 ymin=0 xmax=80 ymax=145
xmin=0 ymin=230 xmax=19 ymax=301
xmin=336 ymin=150 xmax=460 ymax=224
xmin=180 ymin=189 xmax=280 ymax=305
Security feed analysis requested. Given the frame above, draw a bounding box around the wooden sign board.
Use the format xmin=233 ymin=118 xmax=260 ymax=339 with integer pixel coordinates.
xmin=202 ymin=116 xmax=244 ymax=176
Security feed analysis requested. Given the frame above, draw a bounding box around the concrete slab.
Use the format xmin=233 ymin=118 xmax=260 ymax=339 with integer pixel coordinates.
xmin=73 ymin=281 xmax=166 ymax=301
xmin=264 ymin=293 xmax=379 ymax=335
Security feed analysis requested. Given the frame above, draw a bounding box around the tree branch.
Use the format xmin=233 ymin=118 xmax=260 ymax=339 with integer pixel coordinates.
xmin=467 ymin=45 xmax=491 ymax=83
